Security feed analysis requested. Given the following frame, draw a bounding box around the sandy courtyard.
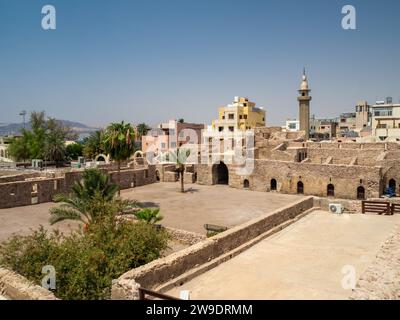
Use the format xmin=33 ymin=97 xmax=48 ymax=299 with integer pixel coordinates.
xmin=0 ymin=182 xmax=303 ymax=240
xmin=166 ymin=210 xmax=400 ymax=300
xmin=121 ymin=182 xmax=304 ymax=234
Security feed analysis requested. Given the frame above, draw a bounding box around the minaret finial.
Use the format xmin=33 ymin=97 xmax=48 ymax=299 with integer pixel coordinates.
xmin=303 ymin=67 xmax=306 ymax=76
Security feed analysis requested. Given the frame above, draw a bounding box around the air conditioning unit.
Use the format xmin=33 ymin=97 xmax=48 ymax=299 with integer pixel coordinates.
xmin=329 ymin=203 xmax=343 ymax=214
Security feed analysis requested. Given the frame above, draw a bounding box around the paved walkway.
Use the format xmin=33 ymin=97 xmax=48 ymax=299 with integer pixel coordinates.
xmin=166 ymin=210 xmax=400 ymax=300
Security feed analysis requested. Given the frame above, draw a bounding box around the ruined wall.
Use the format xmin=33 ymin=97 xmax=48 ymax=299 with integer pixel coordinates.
xmin=0 ymin=166 xmax=157 ymax=209
xmin=0 ymin=172 xmax=41 ymax=183
xmin=0 ymin=267 xmax=57 ymax=300
xmin=228 ymin=160 xmax=382 ymax=200
xmin=109 ymin=165 xmax=156 ymax=189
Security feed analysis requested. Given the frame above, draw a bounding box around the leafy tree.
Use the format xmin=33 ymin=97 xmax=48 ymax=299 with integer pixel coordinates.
xmin=6 ymin=111 xmax=75 ymax=166
xmin=49 ymin=169 xmax=122 ymax=227
xmin=7 ymin=130 xmax=33 ymax=162
xmin=83 ymin=130 xmax=104 ymax=160
xmin=134 ymin=208 xmax=163 ymax=224
xmin=103 ymin=121 xmax=136 ymax=195
xmin=178 ymin=118 xmax=185 ymax=123
xmin=65 ymin=142 xmax=84 ymax=161
xmin=0 ymin=217 xmax=169 ymax=300
xmin=169 ymin=148 xmax=191 ymax=193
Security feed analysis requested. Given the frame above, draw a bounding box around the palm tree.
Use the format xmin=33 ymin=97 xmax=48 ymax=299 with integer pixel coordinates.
xmin=49 ymin=169 xmax=119 ymax=227
xmin=83 ymin=130 xmax=104 ymax=160
xmin=103 ymin=121 xmax=136 ymax=195
xmin=169 ymin=148 xmax=191 ymax=193
xmin=136 ymin=123 xmax=150 ymax=140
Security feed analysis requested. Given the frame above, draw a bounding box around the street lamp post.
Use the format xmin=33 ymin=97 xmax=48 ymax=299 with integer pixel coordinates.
xmin=19 ymin=110 xmax=27 ymax=129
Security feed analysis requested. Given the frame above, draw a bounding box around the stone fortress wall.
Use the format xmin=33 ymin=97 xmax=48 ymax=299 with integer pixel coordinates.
xmin=0 ymin=164 xmax=157 ymax=209
xmin=195 ymin=127 xmax=400 ymax=201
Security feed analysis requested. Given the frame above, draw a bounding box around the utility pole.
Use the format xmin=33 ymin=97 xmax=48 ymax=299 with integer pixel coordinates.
xmin=19 ymin=110 xmax=27 ymax=129
xmin=19 ymin=110 xmax=27 ymax=166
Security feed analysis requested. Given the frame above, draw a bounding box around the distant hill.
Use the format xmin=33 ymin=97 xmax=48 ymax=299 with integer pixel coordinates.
xmin=0 ymin=120 xmax=102 ymax=137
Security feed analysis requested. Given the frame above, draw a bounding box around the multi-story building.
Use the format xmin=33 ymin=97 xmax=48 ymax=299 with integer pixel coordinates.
xmin=212 ymin=97 xmax=265 ymax=132
xmin=142 ymin=119 xmax=205 ymax=156
xmin=309 ymin=116 xmax=337 ymax=140
xmin=371 ymin=98 xmax=400 ymax=141
xmin=337 ymin=112 xmax=357 ymax=137
xmin=355 ymin=100 xmax=371 ymax=130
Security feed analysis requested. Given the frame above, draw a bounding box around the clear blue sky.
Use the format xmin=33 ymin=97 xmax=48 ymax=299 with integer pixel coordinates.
xmin=0 ymin=0 xmax=399 ymax=127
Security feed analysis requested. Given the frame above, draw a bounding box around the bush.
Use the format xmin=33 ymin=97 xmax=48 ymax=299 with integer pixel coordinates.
xmin=0 ymin=217 xmax=169 ymax=300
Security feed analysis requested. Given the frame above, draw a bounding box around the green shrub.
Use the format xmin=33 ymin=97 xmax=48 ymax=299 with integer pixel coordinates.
xmin=0 ymin=217 xmax=169 ymax=300
xmin=134 ymin=208 xmax=163 ymax=224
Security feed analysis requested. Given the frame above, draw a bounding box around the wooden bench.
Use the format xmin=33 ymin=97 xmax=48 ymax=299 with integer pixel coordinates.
xmin=391 ymin=203 xmax=400 ymax=215
xmin=362 ymin=201 xmax=391 ymax=215
xmin=204 ymin=224 xmax=228 ymax=233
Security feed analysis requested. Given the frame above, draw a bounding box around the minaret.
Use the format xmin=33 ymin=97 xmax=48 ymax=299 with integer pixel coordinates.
xmin=297 ymin=68 xmax=312 ymax=140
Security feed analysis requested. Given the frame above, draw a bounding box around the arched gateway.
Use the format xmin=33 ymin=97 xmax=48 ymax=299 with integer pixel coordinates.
xmin=213 ymin=162 xmax=229 ymax=185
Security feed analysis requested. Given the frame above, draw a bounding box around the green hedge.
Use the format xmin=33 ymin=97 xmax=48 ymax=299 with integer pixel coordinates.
xmin=0 ymin=217 xmax=169 ymax=300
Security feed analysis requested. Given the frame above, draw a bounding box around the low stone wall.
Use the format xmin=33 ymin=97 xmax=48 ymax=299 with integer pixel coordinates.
xmin=165 ymin=227 xmax=206 ymax=246
xmin=350 ymin=226 xmax=400 ymax=300
xmin=0 ymin=267 xmax=57 ymax=300
xmin=111 ymin=196 xmax=314 ymax=299
xmin=313 ymin=197 xmax=361 ymax=213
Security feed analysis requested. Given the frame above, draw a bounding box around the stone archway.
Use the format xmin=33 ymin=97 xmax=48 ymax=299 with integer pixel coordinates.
xmin=357 ymin=186 xmax=366 ymax=200
xmin=327 ymin=184 xmax=335 ymax=197
xmin=213 ymin=162 xmax=229 ymax=185
xmin=389 ymin=179 xmax=396 ymax=193
xmin=95 ymin=154 xmax=110 ymax=164
xmin=270 ymin=179 xmax=277 ymax=191
xmin=297 ymin=181 xmax=304 ymax=194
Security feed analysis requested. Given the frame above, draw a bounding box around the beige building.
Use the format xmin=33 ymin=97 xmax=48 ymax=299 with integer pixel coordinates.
xmin=142 ymin=119 xmax=204 ymax=156
xmin=371 ymin=99 xmax=400 ymax=141
xmin=355 ymin=100 xmax=371 ymax=130
xmin=0 ymin=137 xmax=13 ymax=164
xmin=212 ymin=97 xmax=265 ymax=132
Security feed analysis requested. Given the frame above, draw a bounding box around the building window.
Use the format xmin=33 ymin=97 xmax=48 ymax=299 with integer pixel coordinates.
xmin=244 ymin=115 xmax=248 ymax=119
xmin=297 ymin=181 xmax=304 ymax=194
xmin=171 ymin=142 xmax=176 ymax=148
xmin=327 ymin=184 xmax=335 ymax=197
xmin=357 ymin=186 xmax=365 ymax=200
xmin=228 ymin=114 xmax=234 ymax=120
xmin=239 ymin=115 xmax=243 ymax=119
xmin=243 ymin=179 xmax=250 ymax=189
xmin=222 ymin=116 xmax=225 ymax=119
xmin=218 ymin=127 xmax=223 ymax=132
xmin=374 ymin=108 xmax=393 ymax=117
xmin=161 ymin=143 xmax=166 ymax=149
xmin=228 ymin=126 xmax=234 ymax=132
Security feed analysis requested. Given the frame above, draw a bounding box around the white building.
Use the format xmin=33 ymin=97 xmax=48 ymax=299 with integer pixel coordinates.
xmin=285 ymin=119 xmax=300 ymax=132
xmin=371 ymin=98 xmax=400 ymax=141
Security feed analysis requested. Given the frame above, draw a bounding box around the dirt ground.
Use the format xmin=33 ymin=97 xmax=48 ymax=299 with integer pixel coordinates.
xmin=166 ymin=210 xmax=400 ymax=300
xmin=121 ymin=182 xmax=304 ymax=234
xmin=0 ymin=182 xmax=303 ymax=241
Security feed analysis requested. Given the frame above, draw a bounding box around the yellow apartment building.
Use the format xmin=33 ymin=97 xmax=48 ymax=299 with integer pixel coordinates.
xmin=212 ymin=97 xmax=265 ymax=132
